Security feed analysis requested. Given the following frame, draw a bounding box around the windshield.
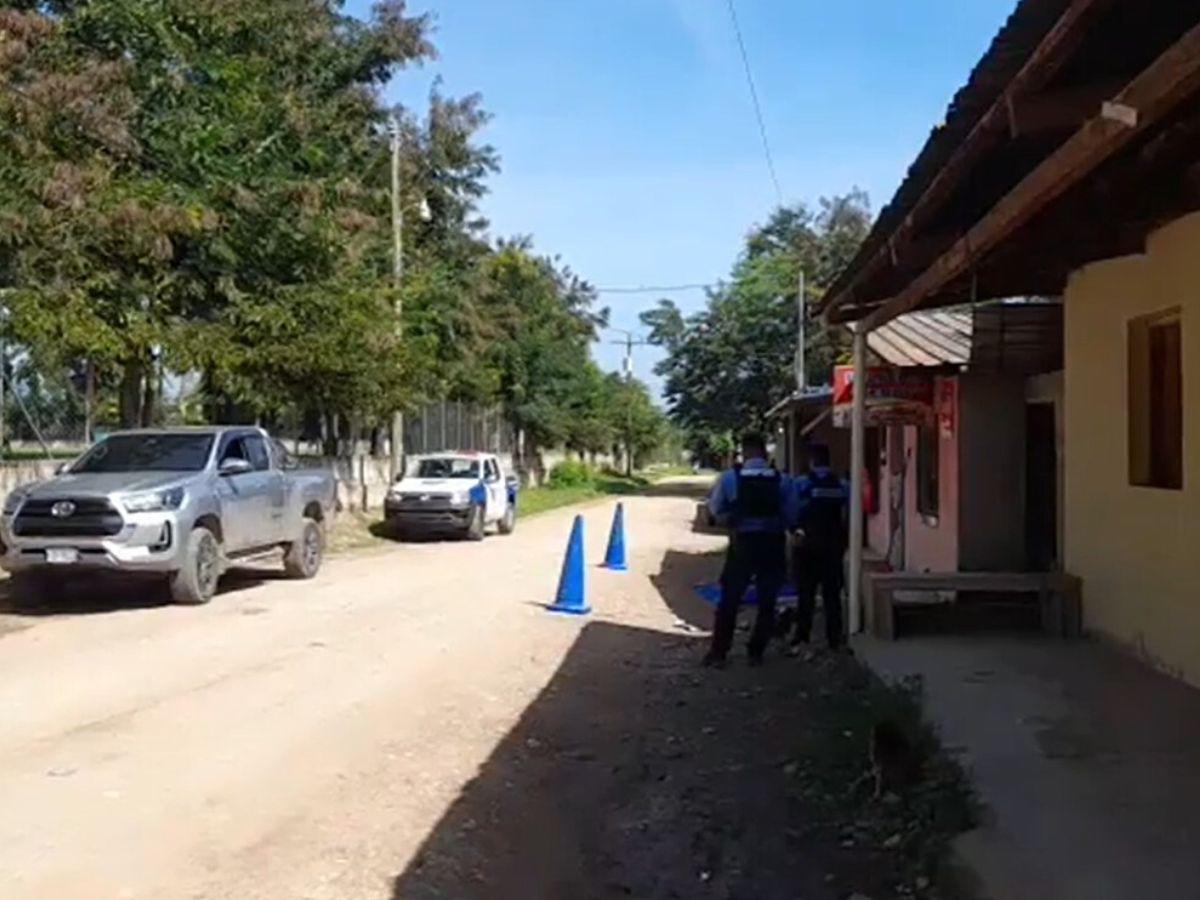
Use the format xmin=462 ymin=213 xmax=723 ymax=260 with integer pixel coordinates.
xmin=413 ymin=457 xmax=480 ymax=480
xmin=71 ymin=434 xmax=215 ymax=473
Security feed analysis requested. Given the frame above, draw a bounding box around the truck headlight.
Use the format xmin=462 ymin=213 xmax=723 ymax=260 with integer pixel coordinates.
xmin=121 ymin=486 xmax=186 ymax=513
xmin=449 ymin=490 xmax=471 ymax=507
xmin=2 ymin=491 xmax=25 ymax=515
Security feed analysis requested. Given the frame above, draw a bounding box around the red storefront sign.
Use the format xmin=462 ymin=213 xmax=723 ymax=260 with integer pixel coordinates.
xmin=832 ymin=365 xmax=934 ymax=427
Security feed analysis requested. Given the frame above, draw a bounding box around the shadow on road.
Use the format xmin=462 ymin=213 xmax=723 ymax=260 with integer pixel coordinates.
xmin=366 ymin=521 xmax=481 ymax=544
xmin=390 ymin=548 xmax=906 ymax=900
xmin=650 ymin=547 xmax=724 ymax=631
xmin=0 ymin=566 xmax=282 ymax=616
xmin=638 ymin=478 xmax=712 ymax=500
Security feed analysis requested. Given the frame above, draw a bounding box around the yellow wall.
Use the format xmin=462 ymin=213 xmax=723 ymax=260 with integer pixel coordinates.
xmin=1064 ymin=211 xmax=1200 ymax=685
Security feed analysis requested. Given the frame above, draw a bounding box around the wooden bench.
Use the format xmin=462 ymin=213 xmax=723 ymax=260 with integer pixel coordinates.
xmin=866 ymin=570 xmax=1082 ymax=640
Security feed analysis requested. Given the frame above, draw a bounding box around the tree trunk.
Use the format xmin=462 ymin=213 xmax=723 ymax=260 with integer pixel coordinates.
xmin=118 ymin=362 xmax=144 ymax=429
xmin=321 ymin=410 xmax=338 ymax=457
xmin=140 ymin=366 xmax=156 ymax=427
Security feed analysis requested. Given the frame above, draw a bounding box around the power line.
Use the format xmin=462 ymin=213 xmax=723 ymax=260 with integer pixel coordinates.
xmin=595 ymin=283 xmax=715 ymax=295
xmin=725 ymin=0 xmax=783 ymax=207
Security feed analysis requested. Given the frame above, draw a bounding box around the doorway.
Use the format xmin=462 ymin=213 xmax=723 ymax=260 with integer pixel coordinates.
xmin=1025 ymin=402 xmax=1058 ymax=571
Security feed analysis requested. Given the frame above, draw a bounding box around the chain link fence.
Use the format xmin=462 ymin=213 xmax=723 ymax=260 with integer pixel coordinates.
xmin=0 ymin=353 xmax=95 ymax=458
xmin=403 ymin=401 xmax=512 ymax=456
xmin=0 ymin=349 xmax=509 ymax=461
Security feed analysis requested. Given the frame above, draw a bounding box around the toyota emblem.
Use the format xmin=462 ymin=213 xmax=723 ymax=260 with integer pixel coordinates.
xmin=50 ymin=500 xmax=77 ymax=519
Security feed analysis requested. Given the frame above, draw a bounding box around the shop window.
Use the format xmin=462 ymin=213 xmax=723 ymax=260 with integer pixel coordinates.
xmin=1129 ymin=310 xmax=1182 ymax=490
xmin=916 ymin=424 xmax=939 ymax=521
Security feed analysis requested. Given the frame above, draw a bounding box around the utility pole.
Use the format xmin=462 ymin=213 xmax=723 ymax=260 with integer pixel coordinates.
xmin=388 ymin=114 xmax=404 ymax=482
xmin=608 ymin=328 xmax=650 ymax=477
xmin=795 ymin=269 xmax=806 ymax=393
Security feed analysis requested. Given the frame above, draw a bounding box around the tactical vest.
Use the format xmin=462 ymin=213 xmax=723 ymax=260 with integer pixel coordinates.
xmin=801 ymin=470 xmax=848 ymax=552
xmin=732 ymin=466 xmax=782 ymax=525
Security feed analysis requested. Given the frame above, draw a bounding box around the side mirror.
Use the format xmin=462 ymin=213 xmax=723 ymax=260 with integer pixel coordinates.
xmin=219 ymin=457 xmax=254 ymax=477
xmin=55 ymin=462 xmax=71 ymax=475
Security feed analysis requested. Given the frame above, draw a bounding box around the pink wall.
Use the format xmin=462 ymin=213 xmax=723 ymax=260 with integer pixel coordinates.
xmin=902 ymin=412 xmax=959 ymax=572
xmin=863 ymin=376 xmax=960 ymax=572
xmin=867 ymin=471 xmax=891 ymax=557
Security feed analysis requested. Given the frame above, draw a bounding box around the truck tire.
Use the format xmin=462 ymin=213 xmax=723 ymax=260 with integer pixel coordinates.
xmin=498 ymin=504 xmax=516 ymax=535
xmin=284 ymin=518 xmax=324 ymax=579
xmin=465 ymin=504 xmax=486 ymax=541
xmin=171 ymin=526 xmax=221 ymax=605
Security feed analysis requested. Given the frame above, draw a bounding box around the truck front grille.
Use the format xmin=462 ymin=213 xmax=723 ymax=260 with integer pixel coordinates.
xmin=13 ymin=498 xmax=125 ymax=538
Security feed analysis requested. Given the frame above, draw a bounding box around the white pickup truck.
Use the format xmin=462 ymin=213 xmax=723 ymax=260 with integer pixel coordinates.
xmin=383 ymin=452 xmax=518 ymax=540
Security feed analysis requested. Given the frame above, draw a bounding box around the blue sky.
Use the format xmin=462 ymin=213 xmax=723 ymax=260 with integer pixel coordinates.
xmin=347 ymin=0 xmax=1014 ymax=390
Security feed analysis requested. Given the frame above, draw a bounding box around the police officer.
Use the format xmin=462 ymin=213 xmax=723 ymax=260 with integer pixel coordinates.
xmin=703 ymin=432 xmax=795 ymax=668
xmin=789 ymin=443 xmax=850 ymax=651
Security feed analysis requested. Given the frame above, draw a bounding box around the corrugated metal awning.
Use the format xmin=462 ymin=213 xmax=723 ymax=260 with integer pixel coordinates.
xmin=867 ymin=303 xmax=1063 ymax=374
xmin=868 ymin=310 xmax=972 ymax=367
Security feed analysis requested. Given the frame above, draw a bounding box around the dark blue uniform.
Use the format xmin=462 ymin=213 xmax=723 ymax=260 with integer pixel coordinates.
xmin=791 ymin=466 xmax=849 ymax=649
xmin=707 ymin=459 xmax=795 ymax=663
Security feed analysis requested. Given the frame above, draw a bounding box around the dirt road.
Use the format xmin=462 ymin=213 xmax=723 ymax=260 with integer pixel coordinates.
xmin=0 ymin=480 xmax=956 ymax=899
xmin=0 ymin=482 xmax=707 ymax=898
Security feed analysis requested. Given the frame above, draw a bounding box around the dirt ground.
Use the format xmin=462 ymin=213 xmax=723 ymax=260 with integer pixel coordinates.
xmin=0 ymin=479 xmax=969 ymax=899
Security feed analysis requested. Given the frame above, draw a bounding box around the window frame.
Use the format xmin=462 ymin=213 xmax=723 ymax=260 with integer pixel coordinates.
xmin=243 ymin=435 xmax=271 ymax=472
xmin=1128 ymin=308 xmax=1183 ymax=491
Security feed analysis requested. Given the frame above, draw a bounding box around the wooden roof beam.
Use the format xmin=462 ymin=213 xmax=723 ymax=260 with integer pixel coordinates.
xmin=1006 ymin=80 xmax=1128 ymax=137
xmin=860 ymin=21 xmax=1200 ymax=333
xmin=820 ymin=0 xmax=1114 ymax=318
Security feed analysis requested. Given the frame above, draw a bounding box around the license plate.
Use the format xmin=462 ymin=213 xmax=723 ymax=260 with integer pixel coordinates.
xmin=45 ymin=548 xmax=79 ymax=565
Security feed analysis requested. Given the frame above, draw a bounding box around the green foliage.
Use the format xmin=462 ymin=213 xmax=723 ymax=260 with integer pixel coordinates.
xmin=0 ymin=0 xmax=669 ymax=469
xmin=0 ymin=0 xmax=467 ymax=429
xmin=547 ymin=459 xmax=595 ymax=489
xmin=644 ymin=192 xmax=871 ymax=454
xmin=475 ymin=241 xmax=612 ymax=463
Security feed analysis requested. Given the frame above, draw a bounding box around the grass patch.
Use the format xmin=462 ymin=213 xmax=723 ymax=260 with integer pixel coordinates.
xmin=519 ymin=470 xmax=648 ymax=517
xmin=325 ymin=510 xmax=391 ymax=556
xmin=786 ymin=652 xmax=978 ymax=891
xmin=325 ymin=469 xmax=668 ymax=555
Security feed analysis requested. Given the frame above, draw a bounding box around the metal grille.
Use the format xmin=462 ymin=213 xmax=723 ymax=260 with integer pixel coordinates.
xmin=13 ymin=497 xmax=124 ymax=537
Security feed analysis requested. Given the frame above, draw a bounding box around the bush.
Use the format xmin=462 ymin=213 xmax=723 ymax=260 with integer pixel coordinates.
xmin=548 ymin=459 xmax=595 ymax=489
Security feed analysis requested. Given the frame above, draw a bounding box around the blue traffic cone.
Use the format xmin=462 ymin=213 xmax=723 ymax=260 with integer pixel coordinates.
xmin=548 ymin=514 xmax=590 ymax=615
xmin=602 ymin=502 xmax=628 ymax=571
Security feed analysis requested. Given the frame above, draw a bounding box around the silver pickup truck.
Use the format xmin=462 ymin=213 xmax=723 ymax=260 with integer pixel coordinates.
xmin=0 ymin=427 xmax=336 ymax=605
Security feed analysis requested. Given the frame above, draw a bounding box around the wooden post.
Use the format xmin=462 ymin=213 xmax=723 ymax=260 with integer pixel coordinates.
xmin=848 ymin=326 xmax=867 ymax=635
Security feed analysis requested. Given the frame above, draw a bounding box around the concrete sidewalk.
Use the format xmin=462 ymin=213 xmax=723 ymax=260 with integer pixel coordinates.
xmin=856 ymin=634 xmax=1200 ymax=900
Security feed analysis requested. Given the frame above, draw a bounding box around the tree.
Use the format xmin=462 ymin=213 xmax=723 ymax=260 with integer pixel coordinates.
xmin=607 ymin=374 xmax=666 ymax=474
xmin=0 ymin=0 xmax=434 ymax=427
xmin=644 ymin=192 xmax=871 ymax=454
xmin=475 ymin=240 xmax=607 ymax=479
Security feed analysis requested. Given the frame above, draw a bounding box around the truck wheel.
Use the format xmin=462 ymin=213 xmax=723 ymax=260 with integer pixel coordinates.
xmin=171 ymin=526 xmax=222 ymax=605
xmin=498 ymin=504 xmax=516 ymax=535
xmin=284 ymin=518 xmax=324 ymax=579
xmin=465 ymin=504 xmax=486 ymax=541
